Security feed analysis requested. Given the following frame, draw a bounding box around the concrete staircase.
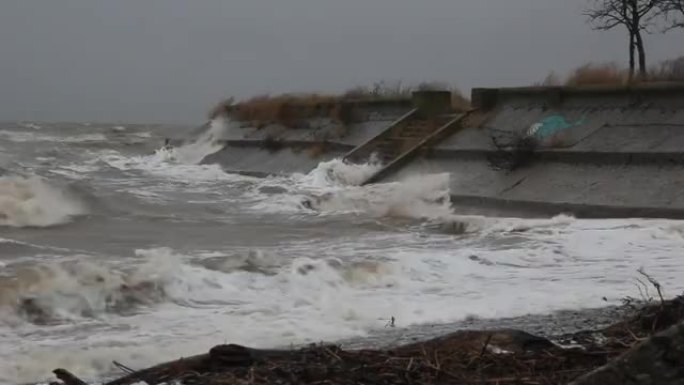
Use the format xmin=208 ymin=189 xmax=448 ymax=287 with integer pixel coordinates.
xmin=362 ymin=113 xmax=468 ymax=184
xmin=344 ymin=112 xmax=470 ymax=184
xmin=343 ymin=90 xmax=474 ymax=184
xmin=368 ymin=116 xmax=452 ymax=163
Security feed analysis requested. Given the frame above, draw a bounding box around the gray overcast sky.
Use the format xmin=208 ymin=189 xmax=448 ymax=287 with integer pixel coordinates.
xmin=1 ymin=1 xmax=682 ymax=124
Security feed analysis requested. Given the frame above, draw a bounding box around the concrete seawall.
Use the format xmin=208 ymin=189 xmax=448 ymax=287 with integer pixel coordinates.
xmin=199 ymin=100 xmax=413 ymax=176
xmin=187 ymin=84 xmax=684 ymax=219
xmin=387 ymin=84 xmax=684 ymax=218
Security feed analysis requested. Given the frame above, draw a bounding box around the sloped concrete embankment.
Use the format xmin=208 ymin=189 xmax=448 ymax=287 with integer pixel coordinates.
xmin=199 ymin=101 xmax=413 ymax=177
xmin=385 ymin=85 xmax=684 ymax=218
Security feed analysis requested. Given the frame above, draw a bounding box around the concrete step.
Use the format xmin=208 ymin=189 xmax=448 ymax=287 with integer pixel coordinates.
xmin=364 ymin=117 xmax=453 ymax=164
xmin=395 ymin=132 xmax=432 ymax=138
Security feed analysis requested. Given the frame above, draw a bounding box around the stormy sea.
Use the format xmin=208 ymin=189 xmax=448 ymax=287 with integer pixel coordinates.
xmin=1 ymin=120 xmax=684 ymax=384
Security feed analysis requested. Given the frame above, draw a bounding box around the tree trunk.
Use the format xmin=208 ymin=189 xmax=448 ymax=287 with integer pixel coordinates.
xmin=628 ymin=32 xmax=636 ymax=81
xmin=635 ymin=30 xmax=647 ymax=79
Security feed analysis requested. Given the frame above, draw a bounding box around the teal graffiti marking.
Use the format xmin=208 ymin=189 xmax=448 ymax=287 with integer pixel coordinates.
xmin=529 ymin=114 xmax=587 ymax=139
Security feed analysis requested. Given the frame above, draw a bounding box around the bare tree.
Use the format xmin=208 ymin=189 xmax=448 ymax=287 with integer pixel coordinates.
xmin=659 ymin=0 xmax=684 ymax=29
xmin=584 ymin=0 xmax=661 ymax=79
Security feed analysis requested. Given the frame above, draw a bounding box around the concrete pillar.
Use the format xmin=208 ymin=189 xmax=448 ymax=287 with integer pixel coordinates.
xmin=471 ymin=88 xmax=500 ymax=110
xmin=412 ymin=91 xmax=452 ymax=117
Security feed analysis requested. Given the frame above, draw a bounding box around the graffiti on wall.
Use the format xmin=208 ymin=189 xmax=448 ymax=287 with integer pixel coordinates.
xmin=526 ymin=114 xmax=587 ymax=140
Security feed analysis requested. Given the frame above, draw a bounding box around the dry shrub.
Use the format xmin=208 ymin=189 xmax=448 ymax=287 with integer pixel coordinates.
xmin=342 ymin=80 xmax=414 ymax=99
xmin=341 ymin=86 xmax=371 ymax=99
xmin=415 ymin=81 xmax=451 ymax=92
xmin=648 ymin=56 xmax=684 ymax=82
xmin=218 ymin=81 xmax=470 ymax=128
xmin=343 ymin=81 xmax=470 ymax=111
xmin=233 ymin=94 xmax=339 ymax=128
xmin=565 ymin=63 xmax=628 ymax=86
xmin=535 ymin=58 xmax=684 ymax=87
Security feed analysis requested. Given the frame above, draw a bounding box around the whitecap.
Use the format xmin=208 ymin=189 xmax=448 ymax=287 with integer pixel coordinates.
xmin=0 ymin=175 xmax=87 ymax=227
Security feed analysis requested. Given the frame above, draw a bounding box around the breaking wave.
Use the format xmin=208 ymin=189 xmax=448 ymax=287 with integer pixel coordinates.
xmin=0 ymin=247 xmax=394 ymax=326
xmin=95 ymin=117 xmax=249 ymax=184
xmin=5 ymin=230 xmax=684 ymax=382
xmin=0 ymin=175 xmax=87 ymax=227
xmin=155 ymin=117 xmax=228 ymax=165
xmin=0 ymin=261 xmax=163 ymax=324
xmin=0 ymin=250 xmax=183 ymax=325
xmin=248 ymin=159 xmax=455 ymax=220
xmin=296 ymin=158 xmax=383 ymax=188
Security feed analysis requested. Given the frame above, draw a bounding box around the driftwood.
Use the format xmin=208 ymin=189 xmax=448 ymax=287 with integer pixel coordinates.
xmin=102 ymin=345 xmax=303 ymax=385
xmin=52 ymin=369 xmax=88 ymax=385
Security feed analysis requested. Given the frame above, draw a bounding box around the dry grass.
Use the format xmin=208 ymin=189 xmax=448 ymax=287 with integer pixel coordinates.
xmin=227 ymin=94 xmax=341 ymax=128
xmin=564 ymin=63 xmax=629 ymax=86
xmin=342 ymin=80 xmax=414 ymax=99
xmin=210 ymin=94 xmax=353 ymax=129
xmin=535 ymin=57 xmax=684 ymax=87
xmin=209 ymin=81 xmax=470 ymax=129
xmin=343 ymin=81 xmax=470 ymax=111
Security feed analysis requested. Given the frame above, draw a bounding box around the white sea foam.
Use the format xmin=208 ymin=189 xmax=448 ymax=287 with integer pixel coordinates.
xmin=20 ymin=123 xmax=42 ymax=130
xmin=94 ymin=117 xmax=246 ymax=185
xmin=87 ymin=122 xmax=451 ymax=220
xmin=0 ymin=175 xmax=87 ymax=227
xmin=3 ymin=223 xmax=684 ymax=384
xmin=60 ymin=134 xmax=108 ymax=143
xmin=133 ymin=131 xmax=152 ymax=138
xmin=295 ymin=158 xmax=383 ymax=188
xmin=161 ymin=117 xmax=228 ymax=165
xmin=4 ymin=119 xmax=684 ymax=385
xmin=0 ymin=130 xmax=43 ymax=142
xmin=0 ymin=130 xmax=106 ymax=143
xmin=245 ymin=158 xmax=454 ymax=219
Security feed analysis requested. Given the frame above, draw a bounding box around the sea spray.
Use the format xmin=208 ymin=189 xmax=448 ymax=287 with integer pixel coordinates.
xmin=95 ymin=117 xmax=256 ymax=183
xmin=248 ymin=159 xmax=455 ymax=219
xmin=160 ymin=117 xmax=229 ymax=165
